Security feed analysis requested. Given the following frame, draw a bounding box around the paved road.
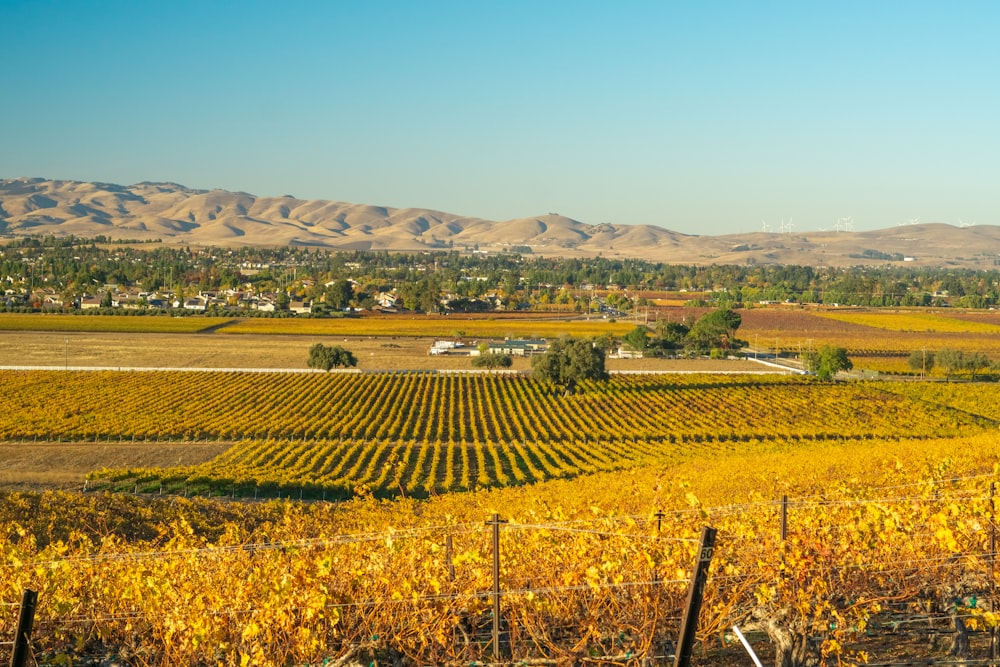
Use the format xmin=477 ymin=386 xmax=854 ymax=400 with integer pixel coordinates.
xmin=0 ymin=360 xmax=804 ymax=375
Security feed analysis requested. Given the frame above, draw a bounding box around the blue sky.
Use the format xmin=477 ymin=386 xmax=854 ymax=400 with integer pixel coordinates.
xmin=1 ymin=1 xmax=997 ymax=235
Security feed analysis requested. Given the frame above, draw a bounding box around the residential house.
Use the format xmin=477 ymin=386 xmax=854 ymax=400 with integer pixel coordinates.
xmin=183 ymin=296 xmax=207 ymax=312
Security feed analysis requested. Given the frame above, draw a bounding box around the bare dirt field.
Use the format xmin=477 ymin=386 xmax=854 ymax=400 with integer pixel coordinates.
xmin=0 ymin=441 xmax=229 ymax=491
xmin=0 ymin=331 xmax=769 ymax=373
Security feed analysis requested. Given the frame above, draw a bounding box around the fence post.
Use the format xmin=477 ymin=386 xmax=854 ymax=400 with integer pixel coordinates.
xmin=10 ymin=589 xmax=38 ymax=667
xmin=486 ymin=513 xmax=509 ymax=659
xmin=673 ymin=526 xmax=717 ymax=667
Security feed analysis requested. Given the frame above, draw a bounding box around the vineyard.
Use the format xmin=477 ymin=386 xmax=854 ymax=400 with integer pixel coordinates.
xmin=738 ymin=308 xmax=1000 ymax=363
xmin=815 ymin=310 xmax=1000 ymax=334
xmin=0 ymin=435 xmax=998 ymax=666
xmin=2 ymin=362 xmax=1000 ymax=664
xmin=0 ymin=370 xmax=992 ymax=498
xmin=883 ymin=382 xmax=1000 ymax=421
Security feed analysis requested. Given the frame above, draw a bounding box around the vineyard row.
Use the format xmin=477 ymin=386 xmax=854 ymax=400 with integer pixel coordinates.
xmin=2 ymin=472 xmax=998 ymax=666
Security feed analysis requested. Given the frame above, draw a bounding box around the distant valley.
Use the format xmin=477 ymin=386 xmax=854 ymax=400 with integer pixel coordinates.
xmin=1 ymin=177 xmax=998 ymax=268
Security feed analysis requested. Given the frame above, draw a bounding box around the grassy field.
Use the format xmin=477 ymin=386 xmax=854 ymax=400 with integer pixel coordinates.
xmin=0 ymin=313 xmax=231 ymax=333
xmin=4 ymin=306 xmax=1000 ymax=375
xmin=219 ymin=314 xmax=637 ymax=338
xmin=0 ymin=330 xmax=767 ymax=372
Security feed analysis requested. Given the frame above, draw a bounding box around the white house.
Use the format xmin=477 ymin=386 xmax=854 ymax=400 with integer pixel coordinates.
xmin=183 ymin=296 xmax=207 ymax=312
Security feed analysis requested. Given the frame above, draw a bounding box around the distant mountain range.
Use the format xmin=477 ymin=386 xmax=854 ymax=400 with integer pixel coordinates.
xmin=1 ymin=177 xmax=998 ymax=268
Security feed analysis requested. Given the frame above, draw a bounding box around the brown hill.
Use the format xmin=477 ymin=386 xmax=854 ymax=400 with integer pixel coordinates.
xmin=0 ymin=177 xmax=996 ymax=267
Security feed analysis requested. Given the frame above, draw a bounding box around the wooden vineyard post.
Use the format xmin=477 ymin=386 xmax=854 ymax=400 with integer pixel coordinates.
xmin=991 ymin=481 xmax=998 ymax=663
xmin=445 ymin=534 xmax=455 ymax=582
xmin=780 ymin=494 xmax=788 ymax=542
xmin=486 ymin=513 xmax=509 ymax=660
xmin=653 ymin=510 xmax=665 ymax=583
xmin=673 ymin=526 xmax=716 ymax=667
xmin=10 ymin=589 xmax=38 ymax=667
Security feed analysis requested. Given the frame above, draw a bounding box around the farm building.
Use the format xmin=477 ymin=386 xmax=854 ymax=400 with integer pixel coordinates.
xmin=486 ymin=339 xmax=548 ymax=356
xmin=429 ymin=340 xmax=470 ymax=356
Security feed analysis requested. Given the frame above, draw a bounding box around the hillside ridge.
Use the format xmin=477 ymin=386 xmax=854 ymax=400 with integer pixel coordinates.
xmin=1 ymin=177 xmax=996 ymax=268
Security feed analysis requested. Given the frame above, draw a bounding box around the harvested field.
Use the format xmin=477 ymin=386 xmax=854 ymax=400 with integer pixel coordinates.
xmin=0 ymin=441 xmax=228 ymax=490
xmin=0 ymin=331 xmax=767 ymax=372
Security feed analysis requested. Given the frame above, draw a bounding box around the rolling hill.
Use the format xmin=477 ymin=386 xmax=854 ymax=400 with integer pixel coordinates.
xmin=1 ymin=177 xmax=997 ymax=268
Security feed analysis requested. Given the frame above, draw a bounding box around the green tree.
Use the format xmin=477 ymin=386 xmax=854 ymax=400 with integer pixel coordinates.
xmin=966 ymin=351 xmax=990 ymax=379
xmin=622 ymin=325 xmax=649 ymax=352
xmin=684 ymin=308 xmax=742 ymax=354
xmin=324 ymin=279 xmax=354 ymax=311
xmin=275 ymin=290 xmax=290 ymax=311
xmin=804 ymin=345 xmax=852 ymax=380
xmin=472 ymin=353 xmax=513 ymax=369
xmin=531 ymin=335 xmax=609 ymax=394
xmin=654 ymin=320 xmax=690 ymax=351
xmin=937 ymin=348 xmax=966 ymax=380
xmin=307 ymin=343 xmax=358 ymax=371
xmin=398 ymin=276 xmax=441 ymax=313
xmin=907 ymin=350 xmax=935 ymax=377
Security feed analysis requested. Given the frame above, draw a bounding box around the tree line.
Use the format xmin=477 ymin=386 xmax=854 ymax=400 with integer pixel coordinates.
xmin=4 ymin=236 xmax=1000 ymax=312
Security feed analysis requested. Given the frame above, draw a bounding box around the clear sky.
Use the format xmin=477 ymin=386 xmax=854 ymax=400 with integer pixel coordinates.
xmin=1 ymin=1 xmax=997 ymax=235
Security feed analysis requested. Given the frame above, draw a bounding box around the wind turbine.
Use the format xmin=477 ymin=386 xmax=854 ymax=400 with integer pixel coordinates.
xmin=761 ymin=220 xmax=771 ymax=233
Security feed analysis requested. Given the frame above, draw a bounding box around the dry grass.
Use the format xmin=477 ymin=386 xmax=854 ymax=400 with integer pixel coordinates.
xmin=0 ymin=331 xmax=767 ymax=372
